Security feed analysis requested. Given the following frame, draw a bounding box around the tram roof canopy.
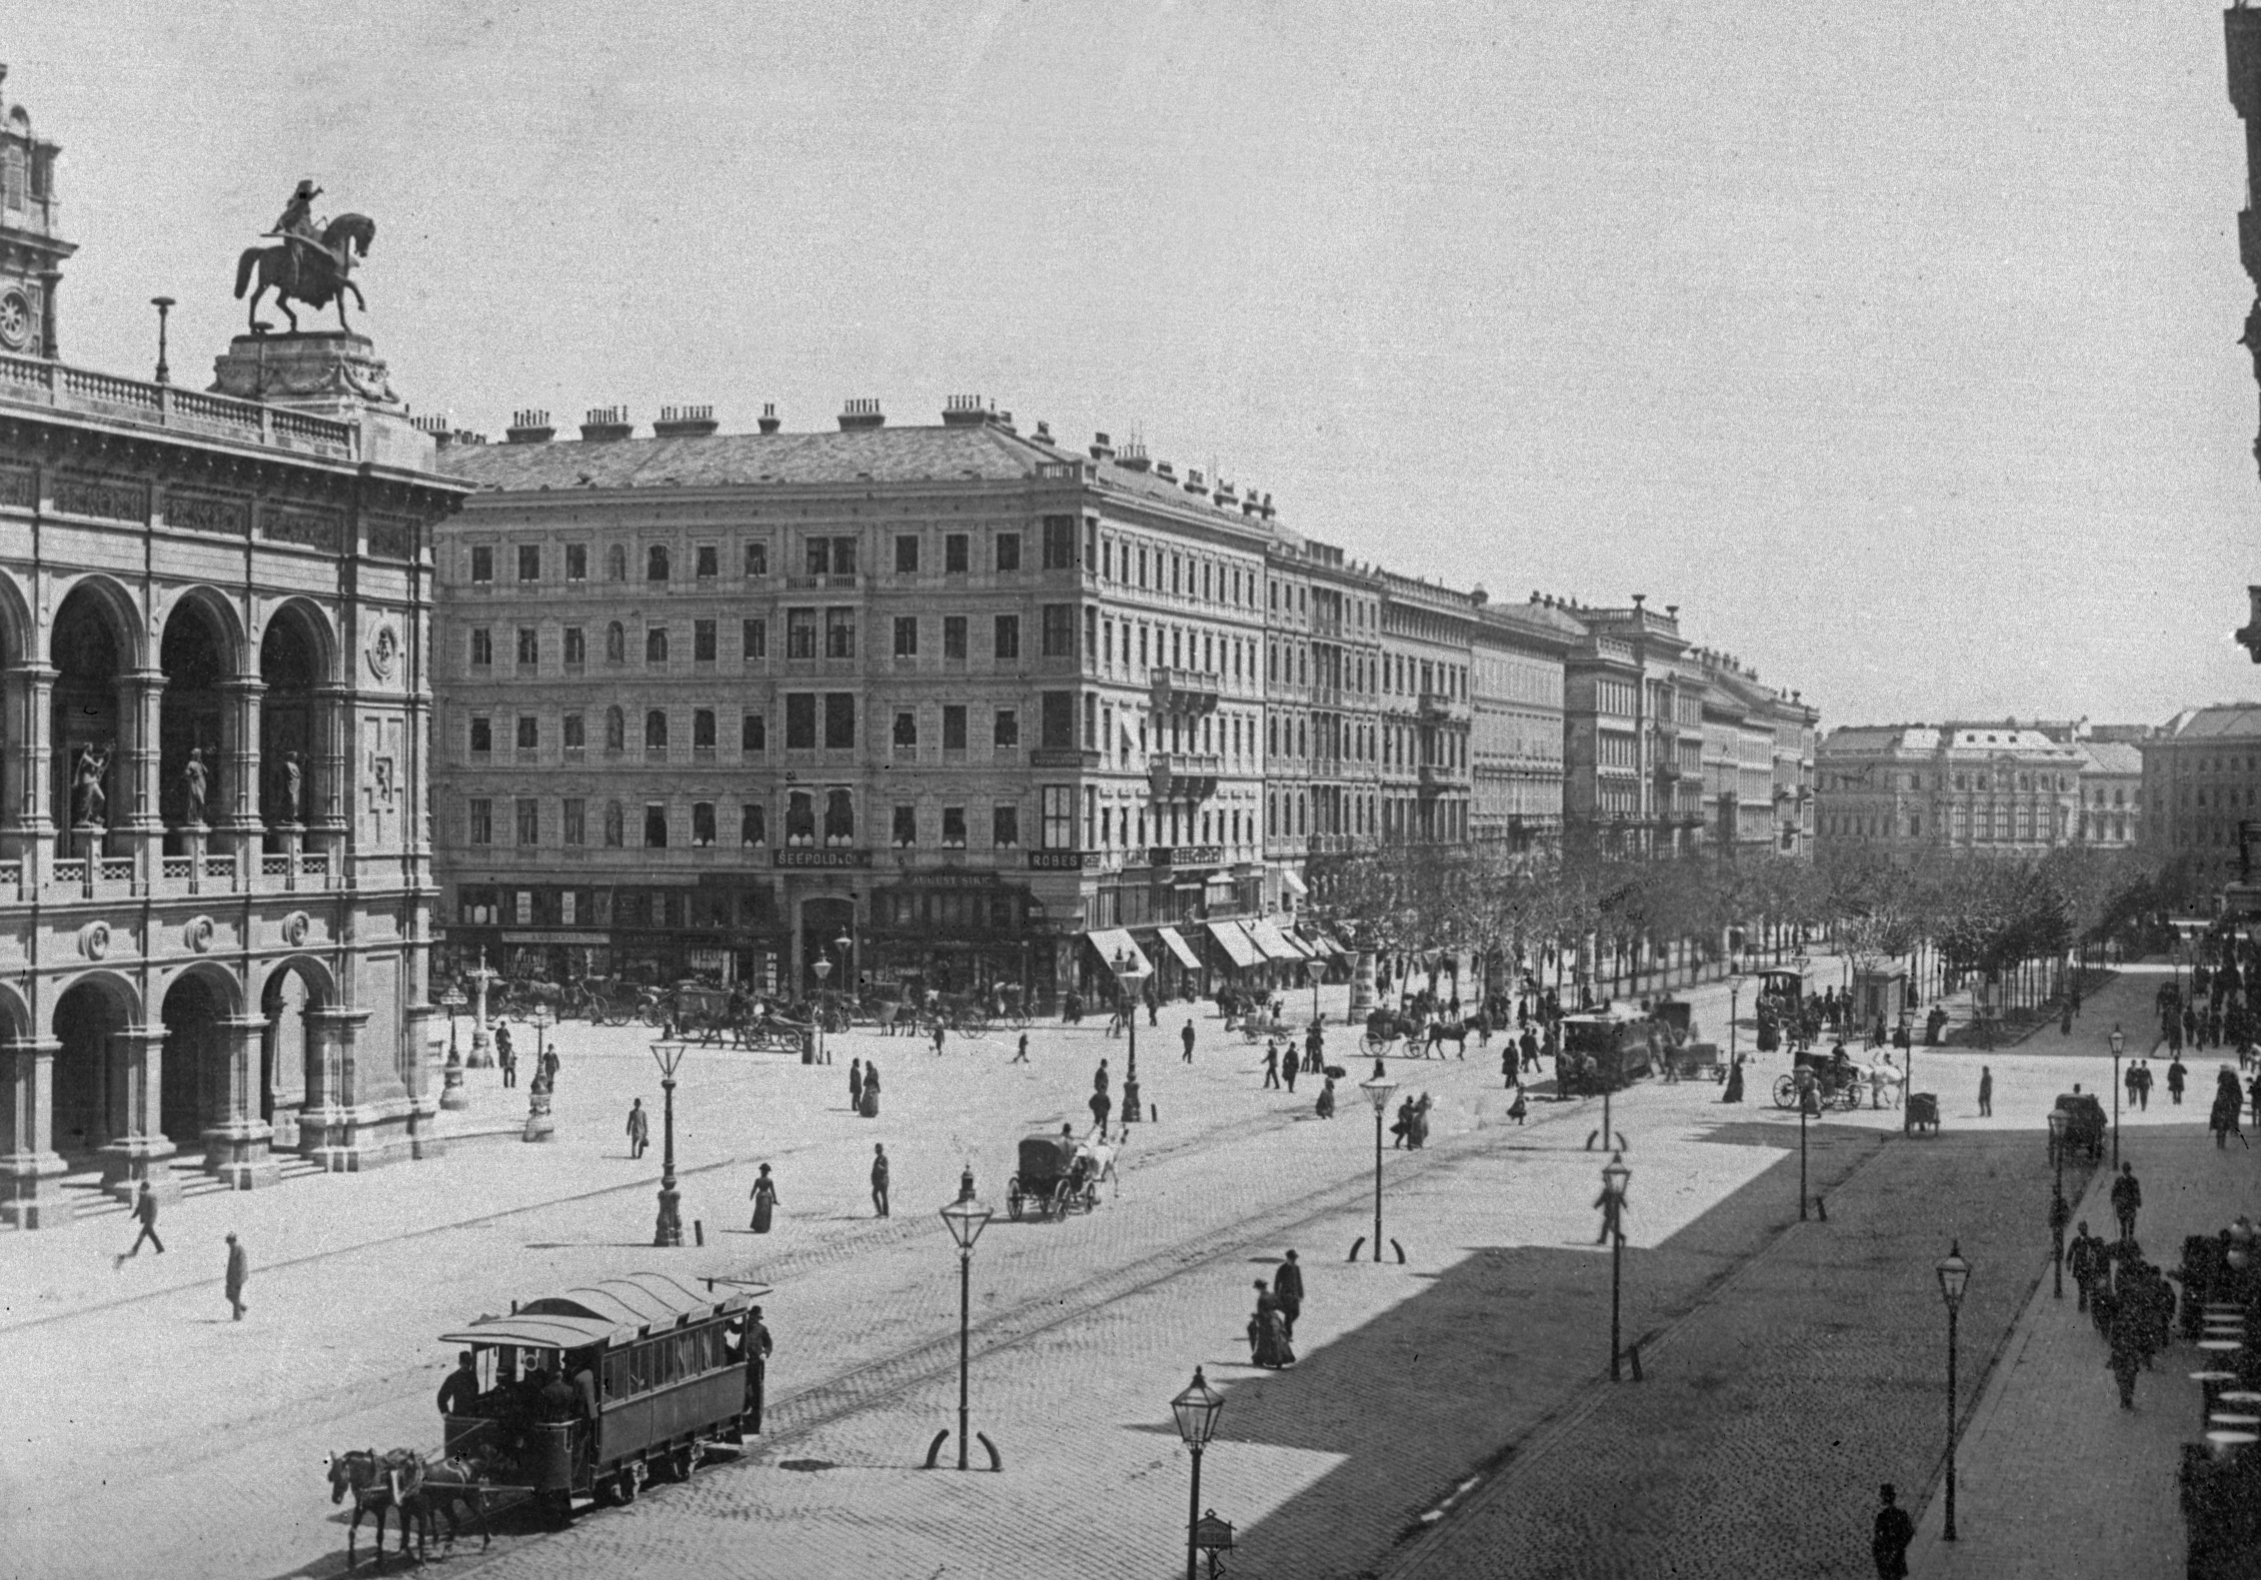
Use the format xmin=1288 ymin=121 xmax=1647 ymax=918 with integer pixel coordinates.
xmin=439 ymin=1271 xmax=761 ymax=1352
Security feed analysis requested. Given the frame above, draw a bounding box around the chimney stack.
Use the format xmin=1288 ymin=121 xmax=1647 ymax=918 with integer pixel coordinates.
xmin=838 ymin=398 xmax=885 ymax=431
xmin=941 ymin=394 xmax=995 ymax=428
xmin=1089 ymin=431 xmax=1116 ymax=462
xmin=506 ymin=408 xmax=555 ymax=445
xmin=757 ymin=402 xmax=781 ymax=434
xmin=581 ymin=405 xmax=632 ymax=442
xmin=653 ymin=403 xmax=718 ymax=439
xmin=1117 ymin=438 xmax=1150 ymax=472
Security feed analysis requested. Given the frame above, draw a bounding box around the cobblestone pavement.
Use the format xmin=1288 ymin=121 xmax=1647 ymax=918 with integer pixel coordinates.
xmin=0 ymin=965 xmax=2189 ymax=1580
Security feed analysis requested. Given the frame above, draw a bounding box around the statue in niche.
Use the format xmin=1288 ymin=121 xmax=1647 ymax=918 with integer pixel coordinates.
xmin=71 ymin=742 xmax=111 ymax=828
xmin=276 ymin=750 xmax=304 ymax=825
xmin=182 ymin=747 xmax=209 ymax=826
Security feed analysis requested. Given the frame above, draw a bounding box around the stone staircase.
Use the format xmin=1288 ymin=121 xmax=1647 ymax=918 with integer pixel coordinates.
xmin=42 ymin=1155 xmax=329 ymax=1223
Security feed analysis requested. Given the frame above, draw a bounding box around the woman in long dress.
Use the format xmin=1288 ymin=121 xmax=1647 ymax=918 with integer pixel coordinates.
xmin=863 ymin=1062 xmax=881 ymax=1117
xmin=1722 ymin=1054 xmax=1745 ymax=1104
xmin=1247 ymin=1281 xmax=1295 ymax=1368
xmin=750 ymin=1164 xmax=780 ymax=1232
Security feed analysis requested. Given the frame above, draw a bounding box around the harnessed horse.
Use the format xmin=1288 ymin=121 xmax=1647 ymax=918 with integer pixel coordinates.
xmin=325 ymin=1448 xmax=490 ymax=1571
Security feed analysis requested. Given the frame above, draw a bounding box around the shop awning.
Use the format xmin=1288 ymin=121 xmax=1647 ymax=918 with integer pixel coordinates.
xmin=1244 ymin=918 xmax=1305 ymax=962
xmin=1206 ymin=920 xmax=1263 ymax=969
xmin=1085 ymin=928 xmax=1153 ymax=977
xmin=1300 ymin=929 xmax=1347 ymax=958
xmin=1279 ymin=868 xmax=1310 ymax=898
xmin=1154 ymin=927 xmax=1202 ymax=969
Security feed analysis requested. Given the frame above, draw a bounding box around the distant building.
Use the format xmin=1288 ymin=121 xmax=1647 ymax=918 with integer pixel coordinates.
xmin=2072 ymin=740 xmax=2143 ymax=847
xmin=2140 ymin=704 xmax=2261 ymax=872
xmin=1817 ymin=723 xmax=2084 ymax=859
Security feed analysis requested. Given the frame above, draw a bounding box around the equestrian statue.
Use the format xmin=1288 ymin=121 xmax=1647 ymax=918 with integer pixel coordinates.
xmin=234 ymin=179 xmax=376 ymax=335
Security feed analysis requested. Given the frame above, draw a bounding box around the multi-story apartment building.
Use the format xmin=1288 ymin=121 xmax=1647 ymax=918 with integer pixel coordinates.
xmin=1470 ymin=598 xmax=1577 ymax=851
xmin=0 ymin=66 xmax=466 ymax=1227
xmin=2140 ymin=705 xmax=2261 ymax=871
xmin=1770 ymin=689 xmax=1820 ymax=858
xmin=1816 ymin=723 xmax=2084 ymax=860
xmin=1264 ymin=534 xmax=1382 ymax=889
xmin=1558 ymin=596 xmax=1706 ymax=855
xmin=437 ymin=403 xmax=1293 ymax=1003
xmin=2073 ymin=741 xmax=2143 ymax=848
xmin=1375 ymin=573 xmax=1476 ymax=847
xmin=1689 ymin=647 xmax=1816 ymax=858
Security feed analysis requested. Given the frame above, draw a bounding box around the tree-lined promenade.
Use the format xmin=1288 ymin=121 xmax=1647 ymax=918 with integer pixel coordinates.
xmin=1308 ymin=840 xmax=2217 ymax=1020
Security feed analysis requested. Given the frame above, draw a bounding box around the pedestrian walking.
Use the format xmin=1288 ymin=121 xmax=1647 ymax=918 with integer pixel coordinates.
xmin=224 ymin=1232 xmax=250 ymax=1321
xmin=1316 ymin=1076 xmax=1337 ymax=1118
xmin=1263 ymin=1041 xmax=1281 ymax=1089
xmin=1508 ymin=1086 xmax=1529 ymax=1124
xmin=625 ymin=1097 xmax=650 ymax=1160
xmin=870 ymin=1143 xmax=891 ymax=1218
xmin=849 ymin=1057 xmax=864 ymax=1113
xmin=1090 ymin=1082 xmax=1113 ymax=1140
xmin=862 ymin=1061 xmax=882 ymax=1118
xmin=736 ymin=1304 xmax=773 ymax=1433
xmin=1282 ymin=1042 xmax=1299 ymax=1093
xmin=2111 ymin=1162 xmax=2142 ymax=1243
xmin=2135 ymin=1060 xmax=2153 ymax=1112
xmin=115 ymin=1180 xmax=163 ymax=1267
xmin=2169 ymin=1055 xmax=2188 ymax=1106
xmin=932 ymin=1019 xmax=946 ymax=1057
xmin=1012 ymin=1031 xmax=1030 ymax=1065
xmin=2108 ymin=1298 xmax=2146 ymax=1409
xmin=2067 ymin=1221 xmax=2107 ymax=1312
xmin=1977 ymin=1065 xmax=1993 ymax=1118
xmin=1272 ymin=1250 xmax=1304 ymax=1342
xmin=1093 ymin=1058 xmax=1109 ymax=1099
xmin=496 ymin=1023 xmax=517 ymax=1088
xmin=436 ymin=1351 xmax=480 ymax=1416
xmin=1871 ymin=1483 xmax=1914 ymax=1579
xmin=1181 ymin=1020 xmax=1196 ymax=1064
xmin=1246 ymin=1279 xmax=1295 ymax=1369
xmin=2124 ymin=1059 xmax=2141 ymax=1117
xmin=750 ymin=1163 xmax=781 ymax=1234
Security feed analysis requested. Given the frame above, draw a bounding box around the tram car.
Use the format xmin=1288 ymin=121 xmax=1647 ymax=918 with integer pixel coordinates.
xmin=1557 ymin=1008 xmax=1662 ymax=1096
xmin=437 ymin=1272 xmax=767 ymax=1525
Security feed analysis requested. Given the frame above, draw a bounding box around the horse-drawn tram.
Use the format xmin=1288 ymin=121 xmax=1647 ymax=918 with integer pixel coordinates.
xmin=437 ymin=1271 xmax=764 ymax=1526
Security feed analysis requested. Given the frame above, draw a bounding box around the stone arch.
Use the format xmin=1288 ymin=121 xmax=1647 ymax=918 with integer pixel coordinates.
xmin=50 ymin=578 xmax=143 ymax=844
xmin=258 ymin=600 xmax=334 ymax=831
xmin=158 ymin=589 xmax=241 ymax=833
xmin=0 ymin=979 xmax=32 ymax=1045
xmin=49 ymin=969 xmax=141 ymax=1156
xmin=256 ymin=953 xmax=337 ymax=1142
xmin=158 ymin=962 xmax=243 ymax=1147
xmin=0 ymin=568 xmax=33 ymax=669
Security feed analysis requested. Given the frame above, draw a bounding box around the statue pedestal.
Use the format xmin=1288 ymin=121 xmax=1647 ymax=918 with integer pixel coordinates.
xmin=522 ymin=1086 xmax=555 ymax=1143
xmin=210 ymin=332 xmax=435 ymax=472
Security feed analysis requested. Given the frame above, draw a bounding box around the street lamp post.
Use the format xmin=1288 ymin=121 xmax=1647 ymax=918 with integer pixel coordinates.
xmin=1797 ymin=1065 xmax=1814 ymax=1221
xmin=1601 ymin=1151 xmax=1630 ymax=1381
xmin=833 ymin=931 xmax=854 ymax=1034
xmin=2047 ymin=1108 xmax=2069 ymax=1300
xmin=812 ymin=956 xmax=832 ymax=1067
xmin=1170 ymin=1366 xmax=1227 ymax=1580
xmin=1305 ymin=955 xmax=1326 ymax=1029
xmin=1114 ymin=948 xmax=1147 ymax=1131
xmin=938 ymin=1171 xmax=994 ymax=1470
xmin=650 ymin=1037 xmax=687 ymax=1247
xmin=1935 ymin=1240 xmax=1971 ymax=1541
xmin=439 ymin=986 xmax=469 ymax=1111
xmin=1727 ymin=964 xmax=1743 ymax=1073
xmin=1359 ymin=1064 xmax=1399 ymax=1261
xmin=2109 ymin=1024 xmax=2125 ymax=1169
xmin=466 ymin=950 xmax=498 ymax=1068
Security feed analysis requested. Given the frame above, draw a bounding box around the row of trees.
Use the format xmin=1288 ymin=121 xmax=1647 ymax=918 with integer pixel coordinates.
xmin=1306 ymin=839 xmax=2216 ymax=999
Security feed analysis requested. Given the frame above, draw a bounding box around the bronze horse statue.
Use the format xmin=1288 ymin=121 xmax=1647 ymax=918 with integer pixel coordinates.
xmin=325 ymin=1447 xmax=490 ymax=1571
xmin=236 ymin=213 xmax=376 ymax=335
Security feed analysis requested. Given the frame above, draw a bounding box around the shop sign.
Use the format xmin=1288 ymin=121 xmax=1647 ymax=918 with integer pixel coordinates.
xmin=1150 ymin=845 xmax=1223 ymax=868
xmin=1028 ymin=850 xmax=1093 ymax=871
xmin=500 ymin=930 xmax=610 ymax=944
xmin=774 ymin=849 xmax=873 ymax=869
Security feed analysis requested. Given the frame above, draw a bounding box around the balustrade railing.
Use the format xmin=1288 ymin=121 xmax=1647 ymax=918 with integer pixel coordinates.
xmin=161 ymin=856 xmax=195 ymax=882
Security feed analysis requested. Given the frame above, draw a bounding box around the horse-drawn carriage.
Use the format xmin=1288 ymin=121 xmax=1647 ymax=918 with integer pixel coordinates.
xmin=1556 ymin=1008 xmax=1660 ymax=1096
xmin=1649 ymin=1000 xmax=1723 ymax=1081
xmin=1006 ymin=1132 xmax=1100 ymax=1221
xmin=2049 ymin=1090 xmax=2108 ymax=1163
xmin=431 ymin=1272 xmax=765 ymax=1532
xmin=1771 ymin=1046 xmax=1868 ymax=1112
xmin=733 ymin=1006 xmax=812 ymax=1055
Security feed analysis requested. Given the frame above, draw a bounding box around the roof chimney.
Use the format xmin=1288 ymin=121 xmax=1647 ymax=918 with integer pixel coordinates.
xmin=580 ymin=405 xmax=632 ymax=442
xmin=1155 ymin=459 xmax=1177 ymax=481
xmin=757 ymin=402 xmax=781 ymax=435
xmin=1117 ymin=438 xmax=1150 ymax=472
xmin=942 ymin=394 xmax=995 ymax=428
xmin=1089 ymin=431 xmax=1116 ymax=462
xmin=653 ymin=403 xmax=718 ymax=439
xmin=1215 ymin=478 xmax=1237 ymax=507
xmin=1034 ymin=418 xmax=1054 ymax=445
xmin=506 ymin=408 xmax=555 ymax=445
xmin=1184 ymin=467 xmax=1207 ymax=495
xmin=838 ymin=397 xmax=885 ymax=431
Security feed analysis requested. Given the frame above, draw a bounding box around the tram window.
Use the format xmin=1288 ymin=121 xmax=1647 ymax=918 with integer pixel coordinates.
xmin=603 ymin=1353 xmax=628 ymax=1400
xmin=673 ymin=1333 xmax=695 ymax=1379
xmin=627 ymin=1342 xmax=649 ymax=1393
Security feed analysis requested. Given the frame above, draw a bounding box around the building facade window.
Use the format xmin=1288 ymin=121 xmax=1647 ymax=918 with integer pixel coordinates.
xmin=470 ymin=716 xmax=492 ymax=756
xmin=647 ymin=546 xmax=670 ymax=582
xmin=692 ymin=802 xmax=716 ymax=846
xmin=470 ymin=546 xmax=493 ymax=583
xmin=742 ymin=803 xmax=766 ymax=846
xmin=993 ymin=804 xmax=1019 ymax=847
xmin=742 ymin=713 xmax=765 ymax=753
xmin=945 ymin=534 xmax=969 ymax=573
xmin=565 ymin=543 xmax=587 ymax=581
xmin=644 ymin=804 xmax=668 ymax=847
xmin=517 ymin=544 xmax=541 ymax=582
xmin=895 ymin=534 xmax=920 ymax=574
xmin=1041 ymin=605 xmax=1074 ymax=657
xmin=994 ymin=709 xmax=1019 ymax=748
xmin=995 ymin=615 xmax=1021 ymax=661
xmin=892 ymin=805 xmax=917 ymax=846
xmin=516 ymin=798 xmax=539 ymax=845
xmin=944 ymin=616 xmax=967 ymax=660
xmin=894 ymin=616 xmax=918 ymax=657
xmin=470 ymin=628 xmax=493 ymax=668
xmin=743 ymin=618 xmax=767 ymax=659
xmin=646 ymin=627 xmax=669 ymax=664
xmin=943 ymin=705 xmax=967 ymax=750
xmin=1041 ymin=785 xmax=1074 ymax=848
xmin=468 ymin=797 xmax=493 ymax=845
xmin=563 ymin=798 xmax=586 ymax=845
xmin=745 ymin=541 xmax=768 ymax=577
xmin=694 ymin=620 xmax=717 ymax=662
xmin=606 ymin=622 xmax=625 ymax=664
xmin=563 ymin=626 xmax=585 ymax=666
xmin=824 ymin=693 xmax=857 ymax=749
xmin=942 ymin=806 xmax=966 ymax=847
xmin=827 ymin=609 xmax=856 ymax=658
xmin=787 ymin=609 xmax=817 ymax=659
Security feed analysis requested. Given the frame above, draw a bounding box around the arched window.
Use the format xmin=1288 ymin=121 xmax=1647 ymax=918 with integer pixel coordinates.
xmin=604 ymin=707 xmax=625 ymax=752
xmin=606 ymin=545 xmax=627 ymax=582
xmin=645 ymin=710 xmax=668 ymax=750
xmin=605 ymin=622 xmax=625 ymax=663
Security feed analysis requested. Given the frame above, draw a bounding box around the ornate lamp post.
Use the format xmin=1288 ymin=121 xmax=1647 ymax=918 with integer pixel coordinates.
xmin=1601 ymin=1151 xmax=1630 ymax=1380
xmin=466 ymin=950 xmax=499 ymax=1068
xmin=1305 ymin=955 xmax=1326 ymax=1029
xmin=834 ymin=930 xmax=854 ymax=1028
xmin=1170 ymin=1367 xmax=1228 ymax=1580
xmin=650 ymin=1037 xmax=687 ymax=1247
xmin=438 ymin=985 xmax=470 ymax=1111
xmin=150 ymin=295 xmax=174 ymax=385
xmin=1935 ymin=1240 xmax=1971 ymax=1541
xmin=2109 ymin=1023 xmax=2126 ymax=1169
xmin=1114 ymin=947 xmax=1148 ymax=1129
xmin=531 ymin=1002 xmax=554 ymax=1075
xmin=1796 ymin=1064 xmax=1815 ymax=1221
xmin=1359 ymin=1064 xmax=1399 ymax=1261
xmin=1727 ymin=964 xmax=1743 ymax=1072
xmin=938 ymin=1170 xmax=994 ymax=1470
xmin=2047 ymin=1108 xmax=2069 ymax=1300
xmin=812 ymin=955 xmax=832 ymax=1067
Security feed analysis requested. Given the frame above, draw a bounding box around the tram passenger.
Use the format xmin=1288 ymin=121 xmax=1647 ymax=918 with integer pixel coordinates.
xmin=437 ymin=1350 xmax=480 ymax=1418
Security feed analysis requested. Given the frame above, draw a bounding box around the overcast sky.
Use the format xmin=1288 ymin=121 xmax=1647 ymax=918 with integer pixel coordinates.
xmin=10 ymin=2 xmax=2257 ymax=729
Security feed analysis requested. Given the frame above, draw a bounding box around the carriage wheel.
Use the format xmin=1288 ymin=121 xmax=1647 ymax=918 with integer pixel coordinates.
xmin=1361 ymin=1033 xmax=1385 ymax=1057
xmin=671 ymin=1445 xmax=697 ymax=1480
xmin=1008 ymin=1179 xmax=1025 ymax=1221
xmin=1008 ymin=1011 xmax=1031 ymax=1032
xmin=1771 ymin=1074 xmax=1798 ymax=1110
xmin=614 ymin=1461 xmax=644 ymax=1505
xmin=641 ymin=1002 xmax=668 ymax=1028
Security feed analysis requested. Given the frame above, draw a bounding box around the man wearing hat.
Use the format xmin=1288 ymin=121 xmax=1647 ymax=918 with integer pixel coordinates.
xmin=737 ymin=1305 xmax=774 ymax=1435
xmin=1871 ymin=1483 xmax=1913 ymax=1577
xmin=271 ymin=179 xmax=322 ymax=247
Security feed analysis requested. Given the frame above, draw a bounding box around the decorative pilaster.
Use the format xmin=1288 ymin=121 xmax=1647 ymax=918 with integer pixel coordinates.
xmin=299 ymin=1005 xmax=377 ymax=1171
xmin=98 ymin=1027 xmax=181 ymax=1203
xmin=215 ymin=675 xmax=265 ymax=854
xmin=201 ymin=1015 xmax=278 ymax=1189
xmin=0 ymin=663 xmax=57 ymax=886
xmin=118 ymin=667 xmax=166 ymax=880
xmin=0 ymin=1039 xmax=71 ymax=1228
xmin=311 ymin=682 xmax=350 ymax=862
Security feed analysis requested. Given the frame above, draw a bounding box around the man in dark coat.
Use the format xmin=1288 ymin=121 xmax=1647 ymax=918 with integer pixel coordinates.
xmin=626 ymin=1097 xmax=650 ymax=1159
xmin=738 ymin=1306 xmax=774 ymax=1434
xmin=2109 ymin=1297 xmax=2146 ymax=1409
xmin=1871 ymin=1483 xmax=1914 ymax=1578
xmin=870 ymin=1143 xmax=891 ymax=1218
xmin=1272 ymin=1250 xmax=1305 ymax=1341
xmin=2067 ymin=1220 xmax=2106 ymax=1313
xmin=437 ymin=1350 xmax=480 ymax=1417
xmin=1181 ymin=1020 xmax=1197 ymax=1064
xmin=1262 ymin=1042 xmax=1281 ymax=1089
xmin=2111 ymin=1163 xmax=2142 ymax=1243
xmin=115 ymin=1180 xmax=163 ymax=1267
xmin=224 ymin=1232 xmax=250 ymax=1320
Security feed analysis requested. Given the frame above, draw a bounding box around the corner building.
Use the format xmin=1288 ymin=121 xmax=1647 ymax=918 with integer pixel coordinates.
xmin=435 ymin=404 xmax=1280 ymax=1003
xmin=0 ymin=68 xmax=464 ymax=1227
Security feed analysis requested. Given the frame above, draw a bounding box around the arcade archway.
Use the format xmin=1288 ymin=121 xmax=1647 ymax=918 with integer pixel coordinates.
xmin=52 ymin=976 xmax=131 ymax=1156
xmin=50 ymin=584 xmax=129 ymax=850
xmin=159 ymin=971 xmax=234 ymax=1148
xmin=159 ymin=597 xmax=232 ymax=839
